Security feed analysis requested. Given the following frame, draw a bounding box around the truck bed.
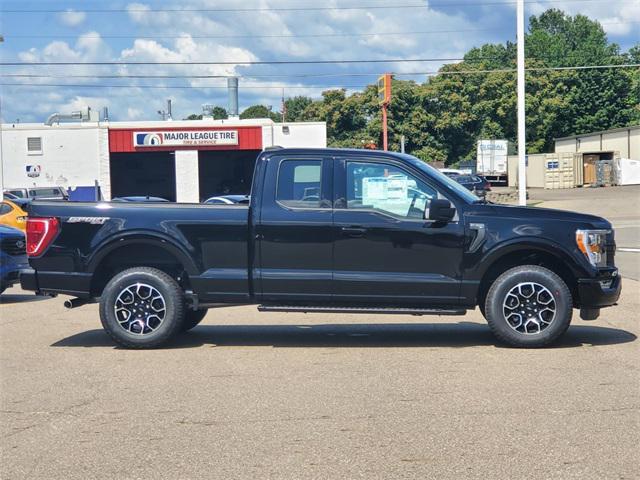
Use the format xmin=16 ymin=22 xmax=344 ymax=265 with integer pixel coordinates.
xmin=25 ymin=201 xmax=251 ymax=302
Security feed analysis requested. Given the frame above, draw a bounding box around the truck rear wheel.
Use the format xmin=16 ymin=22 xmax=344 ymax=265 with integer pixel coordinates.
xmin=181 ymin=309 xmax=208 ymax=332
xmin=99 ymin=267 xmax=185 ymax=348
xmin=484 ymin=265 xmax=572 ymax=347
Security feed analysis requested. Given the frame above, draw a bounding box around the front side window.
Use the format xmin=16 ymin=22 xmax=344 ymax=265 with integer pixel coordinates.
xmin=276 ymin=160 xmax=322 ymax=208
xmin=346 ymin=161 xmax=437 ymax=219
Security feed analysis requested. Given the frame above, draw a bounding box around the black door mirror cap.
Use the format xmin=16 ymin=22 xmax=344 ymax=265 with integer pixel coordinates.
xmin=426 ymin=198 xmax=455 ymax=223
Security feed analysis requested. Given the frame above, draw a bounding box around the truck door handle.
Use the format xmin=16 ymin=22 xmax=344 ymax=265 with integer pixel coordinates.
xmin=341 ymin=227 xmax=366 ymax=237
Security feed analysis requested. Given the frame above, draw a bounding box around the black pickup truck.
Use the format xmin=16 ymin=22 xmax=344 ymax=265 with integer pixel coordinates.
xmin=21 ymin=148 xmax=621 ymax=348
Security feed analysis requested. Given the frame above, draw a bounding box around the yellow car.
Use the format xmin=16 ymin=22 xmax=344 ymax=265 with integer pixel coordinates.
xmin=0 ymin=200 xmax=28 ymax=231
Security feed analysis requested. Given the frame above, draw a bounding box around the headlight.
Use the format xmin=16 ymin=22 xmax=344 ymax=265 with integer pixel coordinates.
xmin=576 ymin=229 xmax=610 ymax=267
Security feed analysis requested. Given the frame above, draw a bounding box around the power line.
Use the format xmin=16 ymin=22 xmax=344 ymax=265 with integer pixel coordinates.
xmin=1 ymin=0 xmax=630 ymax=13
xmin=3 ymin=63 xmax=638 ymax=80
xmin=1 ymin=64 xmax=637 ymax=91
xmin=1 ymin=57 xmax=472 ymax=66
xmin=2 ymin=52 xmax=632 ymax=68
xmin=4 ymin=20 xmax=637 ymax=40
xmin=4 ymin=51 xmax=634 ymax=67
xmin=0 ymin=83 xmax=372 ymax=90
xmin=3 ymin=28 xmax=501 ymax=40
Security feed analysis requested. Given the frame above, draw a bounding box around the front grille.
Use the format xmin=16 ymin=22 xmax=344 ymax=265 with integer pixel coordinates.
xmin=606 ymin=231 xmax=616 ymax=267
xmin=1 ymin=237 xmax=26 ymax=256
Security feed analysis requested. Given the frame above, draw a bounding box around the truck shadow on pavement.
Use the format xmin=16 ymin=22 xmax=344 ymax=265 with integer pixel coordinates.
xmin=51 ymin=322 xmax=637 ymax=349
xmin=0 ymin=293 xmax=50 ymax=305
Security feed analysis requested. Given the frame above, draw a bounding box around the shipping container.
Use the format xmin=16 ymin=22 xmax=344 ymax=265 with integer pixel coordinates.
xmin=508 ymin=153 xmax=582 ymax=189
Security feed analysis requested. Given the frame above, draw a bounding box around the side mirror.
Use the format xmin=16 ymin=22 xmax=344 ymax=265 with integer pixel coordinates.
xmin=427 ymin=198 xmax=455 ymax=223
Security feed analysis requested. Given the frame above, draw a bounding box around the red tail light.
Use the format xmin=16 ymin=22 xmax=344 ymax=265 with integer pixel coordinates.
xmin=26 ymin=217 xmax=60 ymax=257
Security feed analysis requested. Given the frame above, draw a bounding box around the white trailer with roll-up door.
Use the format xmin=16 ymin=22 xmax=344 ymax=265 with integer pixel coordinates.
xmin=477 ymin=139 xmax=508 ymax=185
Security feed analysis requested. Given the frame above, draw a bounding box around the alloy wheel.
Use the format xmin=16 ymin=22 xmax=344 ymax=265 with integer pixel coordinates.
xmin=114 ymin=283 xmax=167 ymax=335
xmin=502 ymin=282 xmax=557 ymax=335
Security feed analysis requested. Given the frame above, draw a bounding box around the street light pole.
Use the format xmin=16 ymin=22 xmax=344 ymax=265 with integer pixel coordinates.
xmin=517 ymin=0 xmax=527 ymax=206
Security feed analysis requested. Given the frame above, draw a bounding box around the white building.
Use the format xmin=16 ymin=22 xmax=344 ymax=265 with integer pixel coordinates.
xmin=555 ymin=125 xmax=639 ymax=160
xmin=0 ymin=118 xmax=326 ymax=202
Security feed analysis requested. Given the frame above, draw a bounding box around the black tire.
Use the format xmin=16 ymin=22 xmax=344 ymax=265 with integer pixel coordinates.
xmin=484 ymin=265 xmax=572 ymax=347
xmin=99 ymin=267 xmax=185 ymax=348
xmin=181 ymin=309 xmax=208 ymax=332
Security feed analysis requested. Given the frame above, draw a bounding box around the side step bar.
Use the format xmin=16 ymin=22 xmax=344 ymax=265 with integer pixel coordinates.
xmin=258 ymin=305 xmax=466 ymax=316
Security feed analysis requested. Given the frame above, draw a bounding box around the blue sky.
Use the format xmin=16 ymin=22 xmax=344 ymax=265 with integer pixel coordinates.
xmin=1 ymin=0 xmax=638 ymax=123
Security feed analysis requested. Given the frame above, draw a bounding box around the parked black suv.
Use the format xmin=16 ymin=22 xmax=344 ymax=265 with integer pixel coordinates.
xmin=21 ymin=148 xmax=621 ymax=348
xmin=455 ymin=174 xmax=492 ymax=193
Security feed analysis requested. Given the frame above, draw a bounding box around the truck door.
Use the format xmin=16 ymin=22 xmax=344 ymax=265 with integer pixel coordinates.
xmin=256 ymin=154 xmax=334 ymax=302
xmin=332 ymin=156 xmax=465 ymax=306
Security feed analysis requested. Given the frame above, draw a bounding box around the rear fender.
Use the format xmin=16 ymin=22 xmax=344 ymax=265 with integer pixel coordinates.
xmin=87 ymin=231 xmax=200 ymax=276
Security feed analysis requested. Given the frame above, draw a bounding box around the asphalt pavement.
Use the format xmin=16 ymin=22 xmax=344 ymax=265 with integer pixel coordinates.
xmin=1 ymin=186 xmax=638 ymax=479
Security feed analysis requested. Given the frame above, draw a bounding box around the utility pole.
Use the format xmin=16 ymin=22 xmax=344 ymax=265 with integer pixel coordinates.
xmin=281 ymin=88 xmax=286 ymax=123
xmin=517 ymin=0 xmax=527 ymax=205
xmin=157 ymin=99 xmax=172 ymax=121
xmin=378 ymin=74 xmax=392 ymax=151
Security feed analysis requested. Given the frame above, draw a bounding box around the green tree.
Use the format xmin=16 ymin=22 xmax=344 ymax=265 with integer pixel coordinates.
xmin=283 ymin=96 xmax=313 ymax=122
xmin=268 ymin=9 xmax=638 ymax=165
xmin=240 ymin=104 xmax=280 ymax=121
xmin=185 ymin=107 xmax=227 ymax=120
xmin=209 ymin=106 xmax=228 ymax=120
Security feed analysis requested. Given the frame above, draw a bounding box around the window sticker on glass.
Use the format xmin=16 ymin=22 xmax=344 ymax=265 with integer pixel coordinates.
xmin=362 ymin=177 xmax=387 ymax=202
xmin=386 ymin=175 xmax=408 ymax=200
xmin=348 ymin=161 xmax=438 ymax=219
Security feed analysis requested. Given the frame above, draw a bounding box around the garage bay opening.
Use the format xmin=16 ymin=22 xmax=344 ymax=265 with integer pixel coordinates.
xmin=110 ymin=151 xmax=177 ymax=201
xmin=198 ymin=150 xmax=260 ymax=201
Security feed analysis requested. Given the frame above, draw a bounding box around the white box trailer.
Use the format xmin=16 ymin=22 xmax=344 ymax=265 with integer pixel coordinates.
xmin=616 ymin=158 xmax=640 ymax=185
xmin=477 ymin=140 xmax=508 ymax=185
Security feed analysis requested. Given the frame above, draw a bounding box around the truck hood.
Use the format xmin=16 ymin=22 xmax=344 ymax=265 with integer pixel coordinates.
xmin=487 ymin=203 xmax=612 ymax=229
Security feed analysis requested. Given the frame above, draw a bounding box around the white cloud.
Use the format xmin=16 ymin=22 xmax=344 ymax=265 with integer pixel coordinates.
xmin=127 ymin=107 xmax=144 ymax=119
xmin=58 ymin=9 xmax=86 ymax=27
xmin=5 ymin=0 xmax=636 ymax=123
xmin=120 ymin=34 xmax=258 ymax=79
xmin=126 ymin=2 xmax=171 ymax=26
xmin=64 ymin=95 xmax=111 ymax=113
xmin=527 ymin=1 xmax=640 ymax=38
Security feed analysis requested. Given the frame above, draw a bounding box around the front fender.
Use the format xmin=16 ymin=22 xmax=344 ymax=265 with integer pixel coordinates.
xmin=468 ymin=236 xmax=590 ymax=281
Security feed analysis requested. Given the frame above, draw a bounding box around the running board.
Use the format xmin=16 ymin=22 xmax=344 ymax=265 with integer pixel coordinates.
xmin=257 ymin=305 xmax=466 ymax=316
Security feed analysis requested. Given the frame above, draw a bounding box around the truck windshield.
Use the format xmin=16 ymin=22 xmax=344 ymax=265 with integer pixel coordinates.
xmin=401 ymin=155 xmax=480 ymax=203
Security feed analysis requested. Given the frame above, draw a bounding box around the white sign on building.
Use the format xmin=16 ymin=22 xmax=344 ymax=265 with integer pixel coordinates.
xmin=133 ymin=130 xmax=239 ymax=147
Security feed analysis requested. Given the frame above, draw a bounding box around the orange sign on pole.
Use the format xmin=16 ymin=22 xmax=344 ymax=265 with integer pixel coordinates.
xmin=378 ymin=74 xmax=392 ymax=151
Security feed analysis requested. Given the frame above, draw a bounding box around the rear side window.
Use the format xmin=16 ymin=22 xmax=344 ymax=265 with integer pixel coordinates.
xmin=29 ymin=188 xmax=61 ymax=197
xmin=276 ymin=160 xmax=322 ymax=208
xmin=0 ymin=203 xmax=13 ymax=215
xmin=8 ymin=190 xmax=25 ymax=198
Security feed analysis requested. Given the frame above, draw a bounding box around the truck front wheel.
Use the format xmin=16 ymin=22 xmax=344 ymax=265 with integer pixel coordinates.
xmin=484 ymin=265 xmax=572 ymax=347
xmin=99 ymin=267 xmax=185 ymax=348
